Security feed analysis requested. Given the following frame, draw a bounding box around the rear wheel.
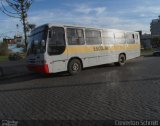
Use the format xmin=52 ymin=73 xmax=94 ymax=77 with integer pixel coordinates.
xmin=115 ymin=54 xmax=126 ymax=66
xmin=68 ymin=59 xmax=82 ymax=75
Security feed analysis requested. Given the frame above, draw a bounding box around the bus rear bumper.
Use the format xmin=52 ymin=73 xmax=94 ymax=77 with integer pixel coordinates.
xmin=27 ymin=64 xmax=49 ymax=74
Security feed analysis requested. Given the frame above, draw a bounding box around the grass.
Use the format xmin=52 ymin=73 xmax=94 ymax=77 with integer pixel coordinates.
xmin=0 ymin=55 xmax=8 ymax=62
xmin=141 ymin=49 xmax=154 ymax=56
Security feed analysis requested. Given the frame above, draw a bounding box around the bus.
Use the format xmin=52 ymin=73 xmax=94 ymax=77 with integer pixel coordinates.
xmin=27 ymin=24 xmax=140 ymax=75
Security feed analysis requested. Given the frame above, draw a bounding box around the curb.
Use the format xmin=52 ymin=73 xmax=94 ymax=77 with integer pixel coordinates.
xmin=0 ymin=72 xmax=31 ymax=81
xmin=0 ymin=64 xmax=28 ymax=76
xmin=0 ymin=65 xmax=31 ymax=81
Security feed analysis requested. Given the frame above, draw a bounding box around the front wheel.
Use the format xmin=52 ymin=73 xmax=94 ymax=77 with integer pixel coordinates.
xmin=68 ymin=59 xmax=82 ymax=75
xmin=115 ymin=54 xmax=126 ymax=66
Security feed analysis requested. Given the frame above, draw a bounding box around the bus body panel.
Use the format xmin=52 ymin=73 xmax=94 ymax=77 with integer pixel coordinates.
xmin=66 ymin=45 xmax=99 ymax=68
xmin=46 ymin=53 xmax=68 ymax=73
xmin=27 ymin=24 xmax=141 ymax=74
xmin=27 ymin=53 xmax=50 ymax=73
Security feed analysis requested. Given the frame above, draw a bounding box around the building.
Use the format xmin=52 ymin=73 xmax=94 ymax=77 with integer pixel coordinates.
xmin=14 ymin=36 xmax=23 ymax=47
xmin=151 ymin=16 xmax=160 ymax=37
xmin=141 ymin=34 xmax=152 ymax=49
xmin=150 ymin=16 xmax=160 ymax=48
xmin=3 ymin=38 xmax=16 ymax=45
xmin=3 ymin=35 xmax=24 ymax=47
xmin=137 ymin=31 xmax=152 ymax=49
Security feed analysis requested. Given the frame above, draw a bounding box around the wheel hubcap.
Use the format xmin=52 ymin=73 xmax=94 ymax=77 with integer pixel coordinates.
xmin=72 ymin=63 xmax=79 ymax=71
xmin=120 ymin=57 xmax=125 ymax=63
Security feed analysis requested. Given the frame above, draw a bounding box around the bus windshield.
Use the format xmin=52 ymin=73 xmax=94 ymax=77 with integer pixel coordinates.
xmin=27 ymin=25 xmax=48 ymax=55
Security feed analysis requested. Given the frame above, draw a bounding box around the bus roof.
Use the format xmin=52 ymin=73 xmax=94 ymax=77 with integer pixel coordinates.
xmin=35 ymin=23 xmax=139 ymax=34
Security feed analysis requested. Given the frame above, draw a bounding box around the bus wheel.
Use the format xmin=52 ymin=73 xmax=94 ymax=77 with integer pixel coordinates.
xmin=68 ymin=59 xmax=82 ymax=75
xmin=115 ymin=54 xmax=126 ymax=66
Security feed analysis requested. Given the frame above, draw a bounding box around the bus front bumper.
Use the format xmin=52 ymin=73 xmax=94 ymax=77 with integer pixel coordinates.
xmin=27 ymin=64 xmax=49 ymax=74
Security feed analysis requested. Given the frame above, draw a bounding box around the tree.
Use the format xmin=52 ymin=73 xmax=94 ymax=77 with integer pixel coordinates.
xmin=0 ymin=0 xmax=33 ymax=48
xmin=26 ymin=23 xmax=36 ymax=32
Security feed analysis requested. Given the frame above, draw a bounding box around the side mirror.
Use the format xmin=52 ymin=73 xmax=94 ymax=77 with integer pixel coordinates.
xmin=41 ymin=40 xmax=45 ymax=46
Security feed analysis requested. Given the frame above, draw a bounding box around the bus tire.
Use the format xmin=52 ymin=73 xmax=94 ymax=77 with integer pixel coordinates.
xmin=115 ymin=54 xmax=126 ymax=66
xmin=68 ymin=59 xmax=82 ymax=75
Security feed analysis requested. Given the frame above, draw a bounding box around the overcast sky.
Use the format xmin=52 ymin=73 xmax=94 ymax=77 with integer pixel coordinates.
xmin=0 ymin=0 xmax=160 ymax=38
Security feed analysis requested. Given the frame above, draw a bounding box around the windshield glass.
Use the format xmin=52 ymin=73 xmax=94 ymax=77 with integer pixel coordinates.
xmin=27 ymin=25 xmax=48 ymax=55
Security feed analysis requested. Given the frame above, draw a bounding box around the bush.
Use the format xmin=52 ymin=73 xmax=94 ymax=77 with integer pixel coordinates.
xmin=0 ymin=41 xmax=9 ymax=56
xmin=8 ymin=52 xmax=24 ymax=61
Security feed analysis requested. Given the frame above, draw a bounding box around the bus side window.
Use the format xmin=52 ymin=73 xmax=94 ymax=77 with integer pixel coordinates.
xmin=85 ymin=29 xmax=102 ymax=45
xmin=114 ymin=32 xmax=125 ymax=44
xmin=67 ymin=28 xmax=85 ymax=45
xmin=102 ymin=31 xmax=115 ymax=44
xmin=134 ymin=34 xmax=139 ymax=43
xmin=126 ymin=33 xmax=135 ymax=44
xmin=49 ymin=27 xmax=65 ymax=46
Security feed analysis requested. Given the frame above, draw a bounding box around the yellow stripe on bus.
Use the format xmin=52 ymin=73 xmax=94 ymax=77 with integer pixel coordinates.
xmin=64 ymin=44 xmax=140 ymax=54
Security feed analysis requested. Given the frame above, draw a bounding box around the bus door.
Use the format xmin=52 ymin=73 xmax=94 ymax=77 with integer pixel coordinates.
xmin=47 ymin=27 xmax=67 ymax=72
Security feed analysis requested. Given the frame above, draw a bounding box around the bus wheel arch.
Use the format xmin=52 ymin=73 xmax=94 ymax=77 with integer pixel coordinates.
xmin=67 ymin=57 xmax=83 ymax=75
xmin=115 ymin=53 xmax=126 ymax=66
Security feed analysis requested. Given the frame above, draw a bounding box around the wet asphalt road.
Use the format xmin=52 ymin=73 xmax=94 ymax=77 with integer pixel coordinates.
xmin=0 ymin=56 xmax=160 ymax=120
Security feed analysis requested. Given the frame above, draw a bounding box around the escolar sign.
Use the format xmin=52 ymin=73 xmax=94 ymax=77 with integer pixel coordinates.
xmin=93 ymin=46 xmax=109 ymax=51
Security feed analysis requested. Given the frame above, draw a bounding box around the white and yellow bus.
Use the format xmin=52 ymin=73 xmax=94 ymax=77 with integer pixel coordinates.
xmin=27 ymin=24 xmax=140 ymax=75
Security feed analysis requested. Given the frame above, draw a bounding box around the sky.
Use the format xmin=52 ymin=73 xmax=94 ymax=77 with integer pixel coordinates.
xmin=0 ymin=0 xmax=160 ymax=38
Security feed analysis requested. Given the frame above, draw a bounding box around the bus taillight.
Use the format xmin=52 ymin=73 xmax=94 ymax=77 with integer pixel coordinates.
xmin=27 ymin=64 xmax=49 ymax=73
